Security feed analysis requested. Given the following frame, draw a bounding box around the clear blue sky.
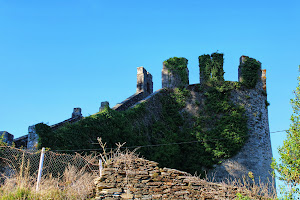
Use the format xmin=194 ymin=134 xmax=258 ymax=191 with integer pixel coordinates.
xmin=0 ymin=0 xmax=299 ymax=190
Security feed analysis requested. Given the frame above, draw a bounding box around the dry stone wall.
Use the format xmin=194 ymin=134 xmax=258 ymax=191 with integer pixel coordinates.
xmin=94 ymin=156 xmax=272 ymax=200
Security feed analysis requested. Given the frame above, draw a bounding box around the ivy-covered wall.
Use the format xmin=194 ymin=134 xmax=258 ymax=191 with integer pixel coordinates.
xmin=34 ymin=53 xmax=272 ymax=184
xmin=36 ymin=83 xmax=248 ymax=176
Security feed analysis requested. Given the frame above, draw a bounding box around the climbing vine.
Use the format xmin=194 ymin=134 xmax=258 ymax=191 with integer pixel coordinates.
xmin=193 ymin=82 xmax=248 ymax=163
xmin=239 ymin=57 xmax=261 ymax=88
xmin=163 ymin=57 xmax=189 ymax=87
xmin=199 ymin=53 xmax=225 ymax=83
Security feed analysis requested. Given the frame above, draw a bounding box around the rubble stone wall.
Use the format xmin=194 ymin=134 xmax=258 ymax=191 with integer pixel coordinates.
xmin=94 ymin=157 xmax=271 ymax=200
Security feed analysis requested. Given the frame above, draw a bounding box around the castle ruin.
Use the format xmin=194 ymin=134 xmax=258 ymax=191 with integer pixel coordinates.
xmin=9 ymin=54 xmax=273 ymax=185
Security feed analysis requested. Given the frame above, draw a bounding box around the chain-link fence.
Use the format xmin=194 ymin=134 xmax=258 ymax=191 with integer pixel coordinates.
xmin=0 ymin=146 xmax=100 ymax=183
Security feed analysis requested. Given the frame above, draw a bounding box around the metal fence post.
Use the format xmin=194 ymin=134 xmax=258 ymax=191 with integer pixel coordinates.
xmin=36 ymin=147 xmax=45 ymax=192
xmin=99 ymin=159 xmax=102 ymax=177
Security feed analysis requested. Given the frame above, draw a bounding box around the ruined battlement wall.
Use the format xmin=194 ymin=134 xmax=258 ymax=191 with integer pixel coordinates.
xmin=18 ymin=108 xmax=83 ymax=150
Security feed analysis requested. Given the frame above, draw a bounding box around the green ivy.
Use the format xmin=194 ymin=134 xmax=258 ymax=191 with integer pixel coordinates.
xmin=36 ymin=103 xmax=148 ymax=151
xmin=194 ymin=82 xmax=248 ymax=163
xmin=35 ymin=123 xmax=53 ymax=149
xmin=239 ymin=57 xmax=261 ymax=88
xmin=36 ymin=84 xmax=248 ymax=175
xmin=199 ymin=53 xmax=225 ymax=83
xmin=163 ymin=57 xmax=189 ymax=87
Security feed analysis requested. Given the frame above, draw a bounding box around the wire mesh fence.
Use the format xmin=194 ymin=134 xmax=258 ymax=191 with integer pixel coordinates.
xmin=0 ymin=146 xmax=100 ymax=183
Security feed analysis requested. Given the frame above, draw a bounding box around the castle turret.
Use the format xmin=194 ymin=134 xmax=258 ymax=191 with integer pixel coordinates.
xmin=162 ymin=57 xmax=189 ymax=88
xmin=208 ymin=56 xmax=273 ymax=187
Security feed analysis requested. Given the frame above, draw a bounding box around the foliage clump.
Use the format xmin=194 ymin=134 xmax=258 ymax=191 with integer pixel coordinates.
xmin=37 ymin=103 xmax=148 ymax=151
xmin=193 ymin=82 xmax=248 ymax=163
xmin=163 ymin=57 xmax=189 ymax=87
xmin=272 ymin=72 xmax=300 ymax=199
xmin=199 ymin=52 xmax=225 ymax=83
xmin=239 ymin=57 xmax=261 ymax=88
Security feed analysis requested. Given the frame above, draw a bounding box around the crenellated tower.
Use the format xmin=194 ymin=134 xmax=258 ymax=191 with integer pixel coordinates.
xmin=208 ymin=55 xmax=273 ymax=185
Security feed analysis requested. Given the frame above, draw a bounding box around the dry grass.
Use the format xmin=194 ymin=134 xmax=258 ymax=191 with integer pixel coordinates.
xmin=0 ymin=149 xmax=97 ymax=200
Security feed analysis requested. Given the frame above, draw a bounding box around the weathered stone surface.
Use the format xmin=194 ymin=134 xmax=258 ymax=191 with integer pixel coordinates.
xmin=94 ymin=155 xmax=274 ymax=199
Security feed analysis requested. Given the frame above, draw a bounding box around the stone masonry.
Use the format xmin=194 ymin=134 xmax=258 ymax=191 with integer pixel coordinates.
xmin=94 ymin=156 xmax=273 ymax=199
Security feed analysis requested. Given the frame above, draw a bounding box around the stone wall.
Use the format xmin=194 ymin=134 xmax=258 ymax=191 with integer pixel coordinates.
xmin=94 ymin=156 xmax=273 ymax=200
xmin=13 ymin=135 xmax=28 ymax=148
xmin=0 ymin=131 xmax=14 ymax=145
xmin=15 ymin=108 xmax=83 ymax=149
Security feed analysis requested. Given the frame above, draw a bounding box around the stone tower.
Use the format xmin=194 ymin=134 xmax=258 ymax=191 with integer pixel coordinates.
xmin=208 ymin=56 xmax=273 ymax=185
